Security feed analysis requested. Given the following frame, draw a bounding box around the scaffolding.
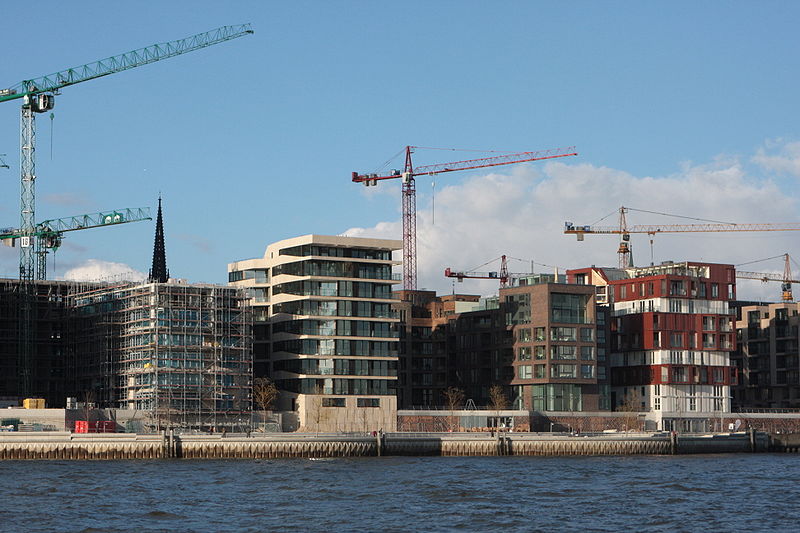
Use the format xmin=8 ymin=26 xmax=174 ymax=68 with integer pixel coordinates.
xmin=71 ymin=281 xmax=253 ymax=431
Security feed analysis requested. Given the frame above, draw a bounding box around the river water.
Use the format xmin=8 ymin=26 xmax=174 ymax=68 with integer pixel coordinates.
xmin=1 ymin=454 xmax=798 ymax=532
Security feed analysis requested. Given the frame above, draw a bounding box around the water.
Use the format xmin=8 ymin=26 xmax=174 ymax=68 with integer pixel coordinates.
xmin=1 ymin=454 xmax=799 ymax=532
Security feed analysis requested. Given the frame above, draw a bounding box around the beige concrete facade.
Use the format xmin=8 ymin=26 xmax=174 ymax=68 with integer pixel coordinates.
xmin=229 ymin=235 xmax=402 ymax=432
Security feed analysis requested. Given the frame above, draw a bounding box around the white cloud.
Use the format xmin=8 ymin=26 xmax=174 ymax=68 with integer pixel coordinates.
xmin=61 ymin=259 xmax=146 ymax=282
xmin=752 ymin=139 xmax=800 ymax=177
xmin=344 ymin=154 xmax=799 ymax=301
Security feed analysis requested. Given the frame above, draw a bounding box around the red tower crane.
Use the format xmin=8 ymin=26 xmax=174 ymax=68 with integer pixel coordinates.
xmin=353 ymin=145 xmax=577 ymax=291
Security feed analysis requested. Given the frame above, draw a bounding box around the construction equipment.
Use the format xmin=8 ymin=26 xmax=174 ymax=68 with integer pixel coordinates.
xmin=0 ymin=24 xmax=253 ymax=281
xmin=446 ymin=255 xmax=513 ymax=287
xmin=353 ymin=146 xmax=577 ymax=291
xmin=0 ymin=24 xmax=252 ymax=398
xmin=565 ymin=206 xmax=800 ymax=268
xmin=0 ymin=207 xmax=151 ymax=279
xmin=0 ymin=154 xmax=8 ymax=169
xmin=736 ymin=253 xmax=799 ymax=301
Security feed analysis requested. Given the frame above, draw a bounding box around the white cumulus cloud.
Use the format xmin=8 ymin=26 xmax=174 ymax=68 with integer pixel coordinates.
xmin=752 ymin=139 xmax=800 ymax=177
xmin=61 ymin=259 xmax=146 ymax=283
xmin=345 ymin=154 xmax=799 ymax=301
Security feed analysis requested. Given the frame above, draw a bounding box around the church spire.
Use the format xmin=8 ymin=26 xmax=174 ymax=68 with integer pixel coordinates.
xmin=148 ymin=195 xmax=169 ymax=283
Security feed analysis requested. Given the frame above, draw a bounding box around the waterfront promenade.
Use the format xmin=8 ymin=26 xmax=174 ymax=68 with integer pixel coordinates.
xmin=0 ymin=430 xmax=785 ymax=460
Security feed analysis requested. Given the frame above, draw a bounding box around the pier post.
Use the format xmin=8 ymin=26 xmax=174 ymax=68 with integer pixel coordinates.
xmin=670 ymin=431 xmax=678 ymax=455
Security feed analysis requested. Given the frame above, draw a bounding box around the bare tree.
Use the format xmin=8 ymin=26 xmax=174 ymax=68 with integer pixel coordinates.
xmin=442 ymin=387 xmax=465 ymax=432
xmin=619 ymin=391 xmax=640 ymax=433
xmin=252 ymin=377 xmax=278 ymax=431
xmin=488 ymin=384 xmax=509 ymax=432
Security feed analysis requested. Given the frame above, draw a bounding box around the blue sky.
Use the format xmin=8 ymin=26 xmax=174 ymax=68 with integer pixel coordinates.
xmin=0 ymin=1 xmax=798 ymax=299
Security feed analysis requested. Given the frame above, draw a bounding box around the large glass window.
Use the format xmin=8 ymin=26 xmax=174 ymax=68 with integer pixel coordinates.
xmin=551 ymin=345 xmax=576 ymax=360
xmin=518 ymin=365 xmax=532 ymax=379
xmin=550 ymin=327 xmax=576 ymax=341
xmin=534 ymin=346 xmax=546 ymax=360
xmin=551 ymin=293 xmax=589 ymax=324
xmin=518 ymin=347 xmax=532 ymax=361
xmin=550 ymin=364 xmax=576 ymax=378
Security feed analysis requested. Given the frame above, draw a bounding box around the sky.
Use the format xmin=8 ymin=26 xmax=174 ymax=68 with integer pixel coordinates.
xmin=0 ymin=1 xmax=798 ymax=301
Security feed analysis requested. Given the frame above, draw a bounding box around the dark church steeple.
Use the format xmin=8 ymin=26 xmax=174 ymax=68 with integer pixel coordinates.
xmin=148 ymin=196 xmax=169 ymax=283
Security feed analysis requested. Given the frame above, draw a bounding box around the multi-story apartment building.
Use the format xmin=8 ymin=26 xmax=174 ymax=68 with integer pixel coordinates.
xmin=229 ymin=235 xmax=402 ymax=431
xmin=571 ymin=261 xmax=738 ymax=431
xmin=393 ymin=276 xmax=609 ymax=413
xmin=505 ymin=282 xmax=604 ymax=412
xmin=732 ymin=301 xmax=800 ymax=408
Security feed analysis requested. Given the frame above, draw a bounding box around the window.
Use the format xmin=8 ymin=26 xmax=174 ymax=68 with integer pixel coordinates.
xmin=534 ymin=364 xmax=546 ymax=378
xmin=551 ymin=327 xmax=576 ymax=341
xmin=534 ymin=346 xmax=545 ymax=360
xmin=703 ymin=333 xmax=715 ymax=349
xmin=673 ymin=367 xmax=686 ymax=382
xmin=711 ymin=283 xmax=719 ymax=298
xmin=597 ymin=366 xmax=606 ymax=380
xmin=518 ymin=365 xmax=532 ymax=379
xmin=551 ymin=364 xmax=576 ymax=378
xmin=357 ymin=398 xmax=380 ymax=408
xmin=322 ymin=398 xmax=346 ymax=407
xmin=518 ymin=347 xmax=532 ymax=361
xmin=580 ymin=328 xmax=594 ymax=342
xmin=670 ymin=333 xmax=683 ymax=348
xmin=551 ymin=345 xmax=576 ymax=360
xmin=534 ymin=327 xmax=546 ymax=341
xmin=670 ymin=280 xmax=686 ymax=296
xmin=702 ymin=316 xmax=716 ymax=331
xmin=653 ymin=384 xmax=661 ymax=410
xmin=581 ymin=365 xmax=594 ymax=379
xmin=597 ymin=347 xmax=606 ymax=361
xmin=580 ymin=346 xmax=594 ymax=360
xmin=551 ymin=293 xmax=589 ymax=324
xmin=517 ymin=328 xmax=531 ymax=342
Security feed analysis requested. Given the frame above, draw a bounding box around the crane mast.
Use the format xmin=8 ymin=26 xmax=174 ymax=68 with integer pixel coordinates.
xmin=736 ymin=254 xmax=798 ymax=301
xmin=354 ymin=146 xmax=577 ymax=291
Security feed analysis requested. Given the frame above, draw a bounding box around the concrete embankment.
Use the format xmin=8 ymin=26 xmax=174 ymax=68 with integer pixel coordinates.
xmin=0 ymin=430 xmax=776 ymax=460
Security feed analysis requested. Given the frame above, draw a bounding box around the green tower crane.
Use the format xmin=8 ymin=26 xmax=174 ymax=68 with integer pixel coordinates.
xmin=0 ymin=206 xmax=153 ymax=279
xmin=0 ymin=23 xmax=253 ymax=281
xmin=0 ymin=24 xmax=253 ymax=397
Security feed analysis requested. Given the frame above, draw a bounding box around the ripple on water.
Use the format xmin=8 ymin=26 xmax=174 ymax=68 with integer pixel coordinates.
xmin=3 ymin=455 xmax=800 ymax=532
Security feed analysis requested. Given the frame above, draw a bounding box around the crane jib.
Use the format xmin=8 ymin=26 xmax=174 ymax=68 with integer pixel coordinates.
xmin=0 ymin=24 xmax=253 ymax=104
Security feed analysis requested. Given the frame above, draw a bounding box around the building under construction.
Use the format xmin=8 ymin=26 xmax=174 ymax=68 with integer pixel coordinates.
xmin=71 ymin=281 xmax=252 ymax=430
xmin=0 ymin=278 xmax=97 ymax=407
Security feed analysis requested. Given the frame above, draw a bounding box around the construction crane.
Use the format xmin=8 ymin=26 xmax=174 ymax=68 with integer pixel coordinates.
xmin=0 ymin=23 xmax=253 ymax=281
xmin=736 ymin=253 xmax=799 ymax=301
xmin=1 ymin=207 xmax=152 ymax=279
xmin=445 ymin=255 xmax=513 ymax=287
xmin=565 ymin=206 xmax=800 ymax=268
xmin=0 ymin=25 xmax=252 ymax=398
xmin=353 ymin=145 xmax=578 ymax=291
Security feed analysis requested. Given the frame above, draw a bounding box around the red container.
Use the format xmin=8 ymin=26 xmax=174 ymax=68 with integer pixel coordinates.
xmin=74 ymin=420 xmax=116 ymax=433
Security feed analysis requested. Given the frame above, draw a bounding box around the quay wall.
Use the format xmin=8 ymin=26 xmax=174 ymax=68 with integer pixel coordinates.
xmin=0 ymin=431 xmax=774 ymax=460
